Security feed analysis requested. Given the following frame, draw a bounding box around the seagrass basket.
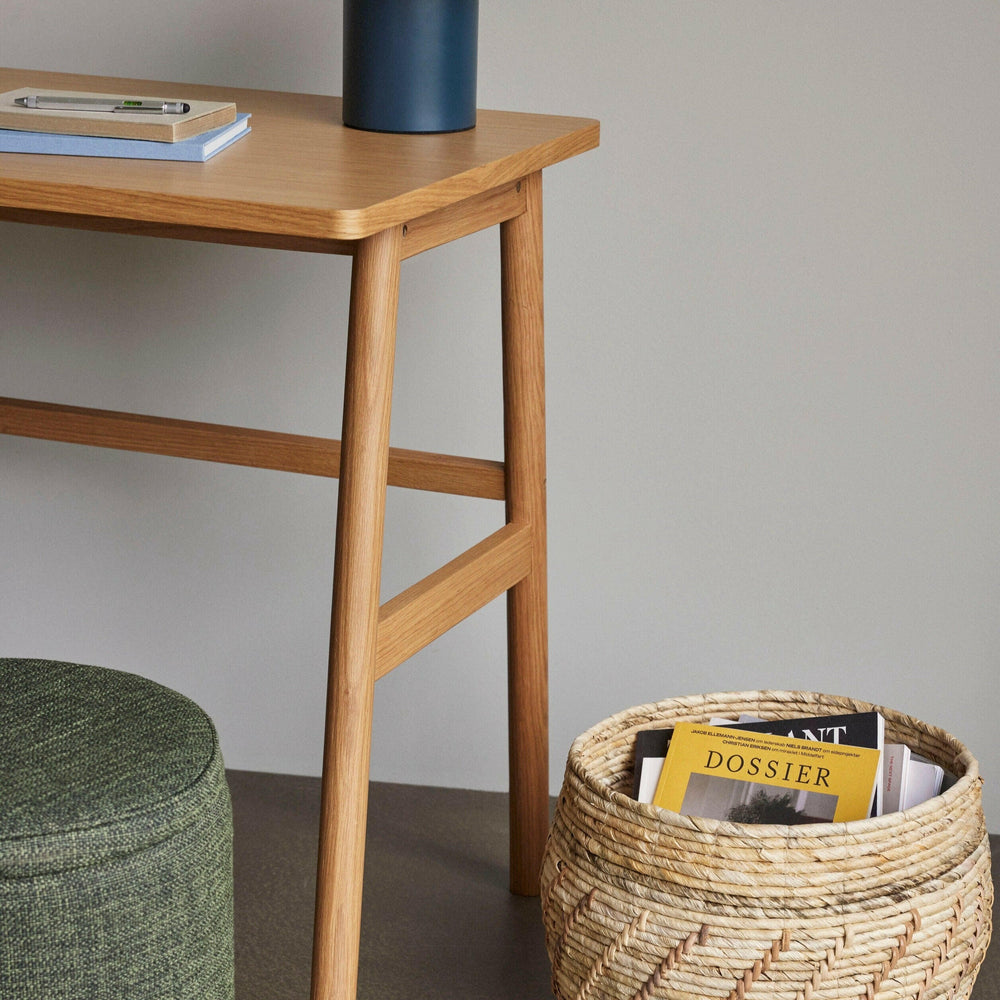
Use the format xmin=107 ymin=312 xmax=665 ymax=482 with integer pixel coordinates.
xmin=541 ymin=691 xmax=992 ymax=1000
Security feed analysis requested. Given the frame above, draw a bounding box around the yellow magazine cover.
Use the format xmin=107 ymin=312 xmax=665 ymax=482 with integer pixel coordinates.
xmin=652 ymin=723 xmax=881 ymax=824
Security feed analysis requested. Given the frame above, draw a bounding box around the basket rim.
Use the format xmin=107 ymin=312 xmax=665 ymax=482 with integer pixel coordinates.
xmin=567 ymin=688 xmax=981 ymax=839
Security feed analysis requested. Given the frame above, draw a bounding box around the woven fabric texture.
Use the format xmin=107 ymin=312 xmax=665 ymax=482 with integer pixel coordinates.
xmin=1 ymin=658 xmax=234 ymax=1000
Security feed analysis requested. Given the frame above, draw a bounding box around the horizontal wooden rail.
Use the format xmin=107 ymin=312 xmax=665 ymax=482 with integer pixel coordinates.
xmin=0 ymin=396 xmax=505 ymax=500
xmin=400 ymin=182 xmax=525 ymax=259
xmin=0 ymin=206 xmax=356 ymax=255
xmin=375 ymin=522 xmax=533 ymax=679
xmin=0 ymin=181 xmax=525 ymax=258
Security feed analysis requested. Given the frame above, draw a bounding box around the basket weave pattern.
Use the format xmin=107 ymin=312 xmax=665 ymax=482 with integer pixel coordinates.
xmin=542 ymin=691 xmax=992 ymax=1000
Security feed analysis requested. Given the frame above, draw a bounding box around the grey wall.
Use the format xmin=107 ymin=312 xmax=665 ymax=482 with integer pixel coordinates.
xmin=2 ymin=3 xmax=997 ymax=826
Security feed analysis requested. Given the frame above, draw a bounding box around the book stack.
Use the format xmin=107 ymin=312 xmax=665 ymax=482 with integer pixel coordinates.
xmin=0 ymin=87 xmax=250 ymax=162
xmin=633 ymin=709 xmax=951 ymax=825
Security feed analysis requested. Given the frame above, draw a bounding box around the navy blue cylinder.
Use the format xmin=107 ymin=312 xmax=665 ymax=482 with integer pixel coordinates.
xmin=343 ymin=0 xmax=478 ymax=133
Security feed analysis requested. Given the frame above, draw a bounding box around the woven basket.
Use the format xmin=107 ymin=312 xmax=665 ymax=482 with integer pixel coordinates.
xmin=541 ymin=691 xmax=992 ymax=1000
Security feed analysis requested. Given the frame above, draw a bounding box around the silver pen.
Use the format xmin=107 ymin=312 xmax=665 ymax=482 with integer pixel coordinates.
xmin=14 ymin=95 xmax=191 ymax=114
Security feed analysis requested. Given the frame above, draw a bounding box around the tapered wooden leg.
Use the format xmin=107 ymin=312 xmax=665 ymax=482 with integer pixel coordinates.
xmin=500 ymin=171 xmax=549 ymax=897
xmin=311 ymin=225 xmax=403 ymax=1000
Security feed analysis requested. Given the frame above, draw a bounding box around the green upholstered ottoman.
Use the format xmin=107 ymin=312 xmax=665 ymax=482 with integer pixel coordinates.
xmin=0 ymin=658 xmax=234 ymax=1000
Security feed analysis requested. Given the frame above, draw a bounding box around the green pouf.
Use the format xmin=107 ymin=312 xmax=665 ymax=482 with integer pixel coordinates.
xmin=0 ymin=658 xmax=234 ymax=1000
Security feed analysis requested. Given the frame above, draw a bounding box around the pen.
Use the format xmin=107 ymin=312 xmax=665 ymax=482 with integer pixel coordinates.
xmin=14 ymin=96 xmax=191 ymax=114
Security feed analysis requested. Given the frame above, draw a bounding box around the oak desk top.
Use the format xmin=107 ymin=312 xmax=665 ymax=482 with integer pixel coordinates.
xmin=0 ymin=68 xmax=599 ymax=243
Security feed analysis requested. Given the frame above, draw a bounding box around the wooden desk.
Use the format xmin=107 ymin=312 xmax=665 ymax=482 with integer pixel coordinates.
xmin=0 ymin=68 xmax=598 ymax=1000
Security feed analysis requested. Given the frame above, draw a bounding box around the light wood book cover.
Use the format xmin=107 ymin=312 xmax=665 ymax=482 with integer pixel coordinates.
xmin=0 ymin=87 xmax=237 ymax=142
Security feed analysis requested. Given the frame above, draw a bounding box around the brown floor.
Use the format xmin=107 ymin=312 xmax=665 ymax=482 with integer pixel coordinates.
xmin=229 ymin=770 xmax=1000 ymax=1000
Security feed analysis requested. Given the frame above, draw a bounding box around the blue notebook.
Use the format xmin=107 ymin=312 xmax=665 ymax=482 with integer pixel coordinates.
xmin=0 ymin=113 xmax=250 ymax=162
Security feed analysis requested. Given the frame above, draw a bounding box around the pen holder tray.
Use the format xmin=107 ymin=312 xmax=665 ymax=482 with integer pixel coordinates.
xmin=541 ymin=690 xmax=992 ymax=1000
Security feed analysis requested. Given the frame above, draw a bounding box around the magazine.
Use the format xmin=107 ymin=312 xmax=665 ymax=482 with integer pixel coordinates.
xmin=635 ymin=710 xmax=884 ymax=814
xmin=883 ymin=745 xmax=945 ymax=811
xmin=651 ymin=722 xmax=883 ymax=824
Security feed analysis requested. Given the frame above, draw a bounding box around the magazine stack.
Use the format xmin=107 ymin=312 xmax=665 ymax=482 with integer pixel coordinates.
xmin=631 ymin=706 xmax=951 ymax=824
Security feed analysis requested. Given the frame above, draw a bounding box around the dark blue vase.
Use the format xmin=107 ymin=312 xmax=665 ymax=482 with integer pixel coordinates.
xmin=343 ymin=0 xmax=479 ymax=133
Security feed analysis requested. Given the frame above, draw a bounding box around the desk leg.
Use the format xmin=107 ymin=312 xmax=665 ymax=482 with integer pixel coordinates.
xmin=311 ymin=225 xmax=403 ymax=1000
xmin=501 ymin=171 xmax=549 ymax=897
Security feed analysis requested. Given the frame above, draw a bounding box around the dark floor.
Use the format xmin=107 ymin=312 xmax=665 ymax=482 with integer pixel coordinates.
xmin=229 ymin=770 xmax=1000 ymax=1000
